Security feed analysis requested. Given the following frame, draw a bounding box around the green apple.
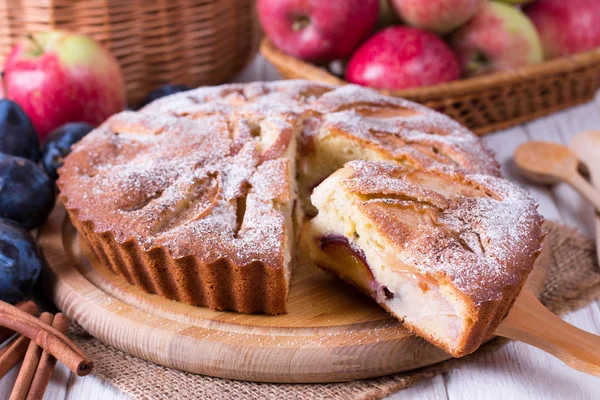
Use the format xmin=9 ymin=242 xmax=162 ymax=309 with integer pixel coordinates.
xmin=389 ymin=0 xmax=484 ymax=35
xmin=450 ymin=1 xmax=543 ymax=76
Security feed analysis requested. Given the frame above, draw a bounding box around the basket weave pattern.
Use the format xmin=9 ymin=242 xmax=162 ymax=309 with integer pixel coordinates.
xmin=261 ymin=38 xmax=600 ymax=135
xmin=0 ymin=0 xmax=261 ymax=104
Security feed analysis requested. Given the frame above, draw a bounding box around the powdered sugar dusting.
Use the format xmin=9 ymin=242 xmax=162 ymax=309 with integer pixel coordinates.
xmin=58 ymin=80 xmax=536 ymax=298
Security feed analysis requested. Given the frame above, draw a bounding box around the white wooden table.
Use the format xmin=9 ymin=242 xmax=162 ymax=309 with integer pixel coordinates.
xmin=1 ymin=56 xmax=599 ymax=399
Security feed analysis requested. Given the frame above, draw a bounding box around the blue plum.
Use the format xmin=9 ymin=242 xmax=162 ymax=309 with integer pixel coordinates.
xmin=0 ymin=218 xmax=42 ymax=303
xmin=0 ymin=155 xmax=55 ymax=229
xmin=136 ymin=84 xmax=192 ymax=109
xmin=42 ymin=122 xmax=95 ymax=180
xmin=0 ymin=99 xmax=40 ymax=162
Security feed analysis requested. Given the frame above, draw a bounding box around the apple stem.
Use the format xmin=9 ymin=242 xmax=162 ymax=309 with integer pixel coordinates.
xmin=0 ymin=71 xmax=7 ymax=99
xmin=467 ymin=51 xmax=489 ymax=76
xmin=26 ymin=34 xmax=43 ymax=55
xmin=292 ymin=16 xmax=311 ymax=31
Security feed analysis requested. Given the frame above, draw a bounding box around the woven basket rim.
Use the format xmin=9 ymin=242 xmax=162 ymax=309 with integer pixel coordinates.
xmin=260 ymin=37 xmax=600 ymax=101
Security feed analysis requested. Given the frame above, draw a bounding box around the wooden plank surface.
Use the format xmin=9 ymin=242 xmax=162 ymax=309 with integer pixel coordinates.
xmin=1 ymin=55 xmax=599 ymax=399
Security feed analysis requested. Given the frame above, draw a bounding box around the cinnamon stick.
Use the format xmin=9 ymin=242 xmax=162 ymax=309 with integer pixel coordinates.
xmin=0 ymin=301 xmax=93 ymax=376
xmin=9 ymin=313 xmax=54 ymax=400
xmin=0 ymin=334 xmax=30 ymax=379
xmin=0 ymin=301 xmax=39 ymax=344
xmin=26 ymin=314 xmax=70 ymax=400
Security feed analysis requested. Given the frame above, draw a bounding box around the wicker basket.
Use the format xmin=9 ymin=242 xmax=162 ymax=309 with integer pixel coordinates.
xmin=0 ymin=0 xmax=261 ymax=105
xmin=261 ymin=38 xmax=600 ymax=135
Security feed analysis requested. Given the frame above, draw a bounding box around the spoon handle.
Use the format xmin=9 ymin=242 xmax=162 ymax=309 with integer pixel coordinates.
xmin=564 ymin=171 xmax=600 ymax=214
xmin=497 ymin=290 xmax=600 ymax=377
xmin=582 ymin=156 xmax=600 ymax=269
xmin=596 ymin=216 xmax=600 ymax=261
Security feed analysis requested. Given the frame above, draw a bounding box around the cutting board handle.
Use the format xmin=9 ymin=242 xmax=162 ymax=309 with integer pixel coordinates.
xmin=496 ymin=290 xmax=600 ymax=377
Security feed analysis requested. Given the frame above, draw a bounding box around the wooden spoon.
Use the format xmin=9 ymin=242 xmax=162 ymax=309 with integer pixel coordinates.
xmin=569 ymin=131 xmax=600 ymax=178
xmin=495 ymin=244 xmax=600 ymax=377
xmin=570 ymin=131 xmax=600 ymax=265
xmin=506 ymin=137 xmax=600 ymax=377
xmin=514 ymin=141 xmax=600 ymax=213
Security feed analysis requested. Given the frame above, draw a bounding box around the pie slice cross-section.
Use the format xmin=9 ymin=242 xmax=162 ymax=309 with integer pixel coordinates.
xmin=309 ymin=160 xmax=544 ymax=356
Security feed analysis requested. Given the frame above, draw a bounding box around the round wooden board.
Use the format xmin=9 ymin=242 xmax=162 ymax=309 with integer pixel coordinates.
xmin=38 ymin=204 xmax=451 ymax=383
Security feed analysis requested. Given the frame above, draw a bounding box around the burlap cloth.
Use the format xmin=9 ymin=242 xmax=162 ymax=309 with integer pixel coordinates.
xmin=67 ymin=221 xmax=600 ymax=400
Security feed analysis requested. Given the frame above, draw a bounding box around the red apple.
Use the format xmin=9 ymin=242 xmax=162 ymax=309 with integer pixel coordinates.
xmin=257 ymin=0 xmax=379 ymax=62
xmin=345 ymin=26 xmax=460 ymax=90
xmin=525 ymin=0 xmax=600 ymax=59
xmin=389 ymin=0 xmax=484 ymax=35
xmin=449 ymin=2 xmax=543 ymax=76
xmin=1 ymin=31 xmax=126 ymax=140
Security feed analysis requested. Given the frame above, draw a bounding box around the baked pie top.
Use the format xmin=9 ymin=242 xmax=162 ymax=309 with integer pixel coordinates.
xmin=142 ymin=81 xmax=500 ymax=177
xmin=61 ymin=81 xmax=504 ymax=270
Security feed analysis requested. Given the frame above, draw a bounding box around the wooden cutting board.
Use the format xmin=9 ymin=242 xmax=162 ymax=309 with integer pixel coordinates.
xmin=38 ymin=204 xmax=451 ymax=383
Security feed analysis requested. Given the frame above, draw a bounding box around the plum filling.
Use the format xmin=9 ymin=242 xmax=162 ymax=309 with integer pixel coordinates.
xmin=319 ymin=234 xmax=369 ymax=265
xmin=382 ymin=286 xmax=394 ymax=299
xmin=318 ymin=234 xmax=394 ymax=299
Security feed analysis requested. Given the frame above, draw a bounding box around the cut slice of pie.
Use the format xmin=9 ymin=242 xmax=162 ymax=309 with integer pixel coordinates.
xmin=309 ymin=160 xmax=545 ymax=356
